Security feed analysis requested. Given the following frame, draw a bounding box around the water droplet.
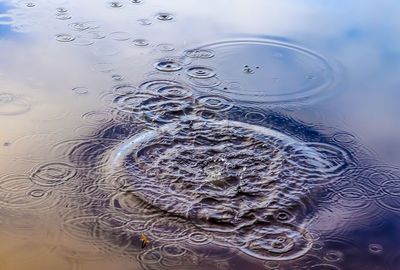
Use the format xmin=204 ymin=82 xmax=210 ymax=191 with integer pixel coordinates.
xmin=155 ymin=60 xmax=182 ymax=72
xmin=131 ymin=0 xmax=143 ymax=3
xmin=243 ymin=66 xmax=254 ymax=74
xmin=55 ymin=33 xmax=75 ymax=42
xmin=109 ymin=1 xmax=123 ymax=8
xmin=368 ymin=243 xmax=383 ymax=255
xmin=186 ymin=66 xmax=216 ymax=79
xmin=156 ymin=12 xmax=173 ymax=21
xmin=25 ymin=2 xmax=36 ymax=7
xmin=132 ymin=38 xmax=149 ymax=46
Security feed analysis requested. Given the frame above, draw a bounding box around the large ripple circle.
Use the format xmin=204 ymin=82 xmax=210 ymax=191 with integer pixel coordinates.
xmin=186 ymin=39 xmax=337 ymax=104
xmin=104 ymin=117 xmax=348 ymax=260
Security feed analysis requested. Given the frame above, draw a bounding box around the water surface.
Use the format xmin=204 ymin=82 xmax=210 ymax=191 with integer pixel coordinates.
xmin=0 ymin=0 xmax=400 ymax=269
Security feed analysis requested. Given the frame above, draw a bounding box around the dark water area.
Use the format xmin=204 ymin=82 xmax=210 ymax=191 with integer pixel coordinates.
xmin=0 ymin=0 xmax=400 ymax=269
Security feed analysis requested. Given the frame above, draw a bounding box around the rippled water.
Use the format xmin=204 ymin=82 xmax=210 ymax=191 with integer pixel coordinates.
xmin=0 ymin=0 xmax=400 ymax=269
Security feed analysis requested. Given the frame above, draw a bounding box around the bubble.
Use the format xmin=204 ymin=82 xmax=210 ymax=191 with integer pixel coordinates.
xmin=55 ymin=33 xmax=75 ymax=42
xmin=30 ymin=162 xmax=77 ymax=187
xmin=109 ymin=1 xmax=123 ymax=8
xmin=368 ymin=243 xmax=383 ymax=255
xmin=156 ymin=12 xmax=173 ymax=21
xmin=156 ymin=85 xmax=192 ymax=100
xmin=133 ymin=39 xmax=149 ymax=46
xmin=109 ymin=31 xmax=130 ymax=41
xmin=72 ymin=87 xmax=89 ymax=95
xmin=137 ymin=18 xmax=152 ymax=25
xmin=156 ymin=43 xmax=175 ymax=51
xmin=0 ymin=93 xmax=30 ymax=115
xmin=196 ymin=95 xmax=233 ymax=111
xmin=155 ymin=60 xmax=182 ymax=72
xmin=186 ymin=66 xmax=216 ymax=79
xmin=184 ymin=49 xmax=214 ymax=59
xmin=186 ymin=39 xmax=337 ymax=104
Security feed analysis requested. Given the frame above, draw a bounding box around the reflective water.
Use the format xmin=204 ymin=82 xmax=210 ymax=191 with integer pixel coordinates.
xmin=0 ymin=0 xmax=400 ymax=269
